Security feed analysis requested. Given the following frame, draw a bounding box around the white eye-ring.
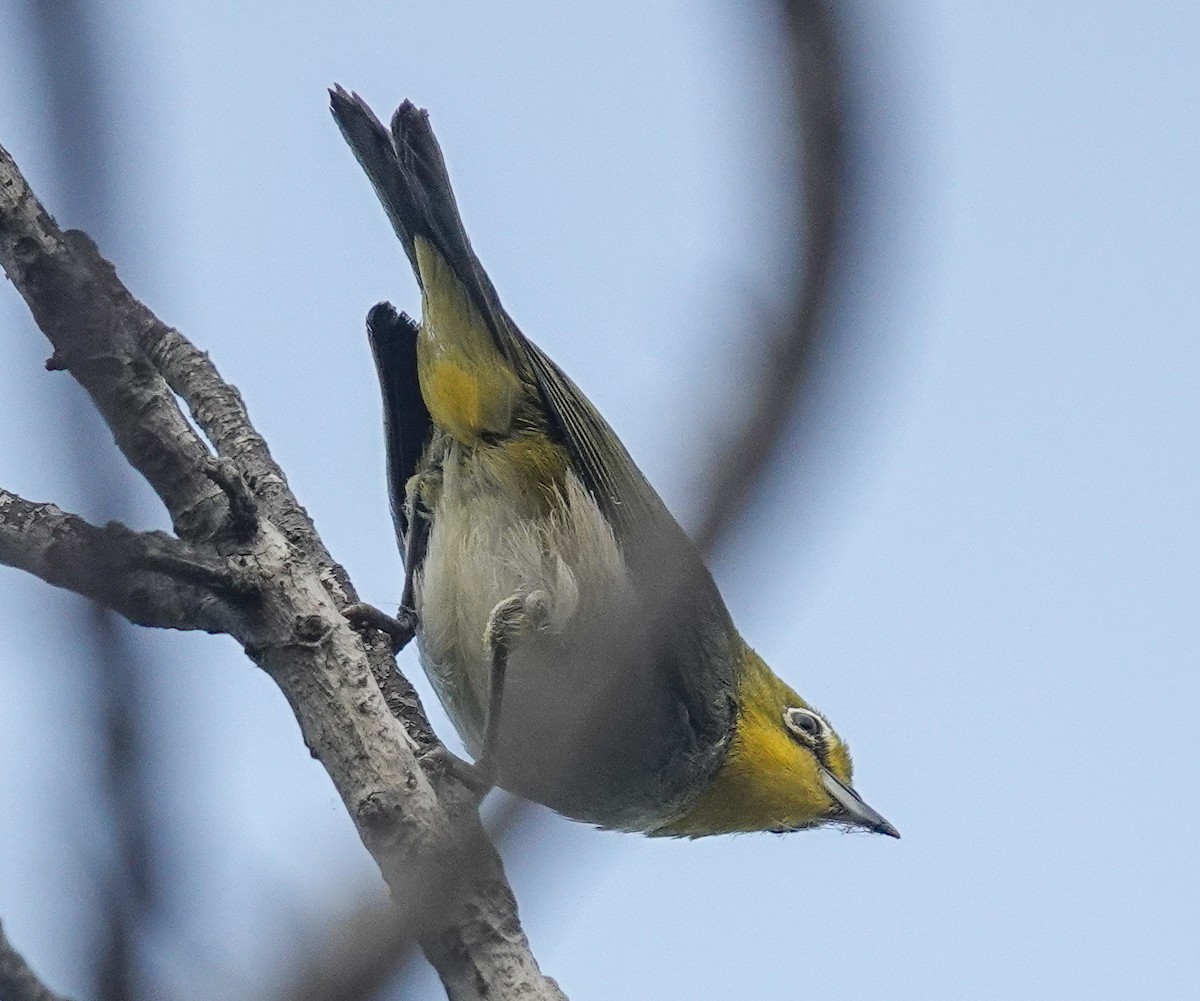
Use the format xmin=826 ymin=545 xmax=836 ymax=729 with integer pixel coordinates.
xmin=784 ymin=707 xmax=825 ymax=741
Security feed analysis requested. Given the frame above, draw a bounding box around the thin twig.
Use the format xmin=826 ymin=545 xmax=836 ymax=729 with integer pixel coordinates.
xmin=0 ymin=490 xmax=247 ymax=632
xmin=0 ymin=158 xmax=227 ymax=542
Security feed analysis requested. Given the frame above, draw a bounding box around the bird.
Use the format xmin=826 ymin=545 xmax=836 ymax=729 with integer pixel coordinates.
xmin=330 ymin=87 xmax=897 ymax=838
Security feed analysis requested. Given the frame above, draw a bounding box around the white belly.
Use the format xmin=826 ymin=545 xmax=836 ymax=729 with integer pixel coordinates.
xmin=414 ymin=453 xmax=636 ymax=757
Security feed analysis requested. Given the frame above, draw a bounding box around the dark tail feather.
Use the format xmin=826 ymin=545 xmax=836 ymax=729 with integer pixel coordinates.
xmin=329 ymin=86 xmax=423 ymax=275
xmin=386 ymin=99 xmax=479 ymax=280
xmin=330 ymin=88 xmax=514 ymax=360
xmin=329 ymin=88 xmax=478 ymax=294
xmin=366 ymin=301 xmax=430 ymax=551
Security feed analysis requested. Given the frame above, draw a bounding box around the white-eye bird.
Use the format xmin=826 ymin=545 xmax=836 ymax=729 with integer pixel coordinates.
xmin=331 ymin=88 xmax=897 ymax=838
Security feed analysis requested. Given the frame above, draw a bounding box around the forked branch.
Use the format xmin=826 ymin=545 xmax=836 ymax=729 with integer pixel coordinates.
xmin=0 ymin=137 xmax=563 ymax=1000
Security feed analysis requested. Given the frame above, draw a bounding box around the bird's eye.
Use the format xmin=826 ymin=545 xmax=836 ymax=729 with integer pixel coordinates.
xmin=785 ymin=708 xmax=823 ymax=740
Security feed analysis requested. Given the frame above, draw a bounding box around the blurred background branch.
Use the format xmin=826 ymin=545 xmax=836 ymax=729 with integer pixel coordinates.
xmin=21 ymin=3 xmax=158 ymax=1000
xmin=691 ymin=0 xmax=849 ymax=557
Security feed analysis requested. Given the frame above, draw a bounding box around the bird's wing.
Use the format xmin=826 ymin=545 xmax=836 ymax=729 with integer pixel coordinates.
xmin=365 ymin=301 xmax=431 ymax=550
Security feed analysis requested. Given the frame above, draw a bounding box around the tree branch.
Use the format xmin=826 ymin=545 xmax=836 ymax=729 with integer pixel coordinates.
xmin=0 ymin=489 xmax=252 ymax=631
xmin=0 ymin=162 xmax=225 ymax=541
xmin=0 ymin=134 xmax=562 ymax=998
xmin=0 ymin=920 xmax=73 ymax=1001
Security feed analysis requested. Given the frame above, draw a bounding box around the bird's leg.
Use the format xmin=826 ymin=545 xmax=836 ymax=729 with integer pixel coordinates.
xmin=391 ymin=479 xmax=431 ymax=641
xmin=344 ymin=476 xmax=431 ymax=654
xmin=471 ymin=589 xmax=552 ymax=790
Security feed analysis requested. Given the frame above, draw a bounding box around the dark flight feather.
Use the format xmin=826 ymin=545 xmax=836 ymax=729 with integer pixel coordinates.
xmin=365 ymin=301 xmax=430 ymax=550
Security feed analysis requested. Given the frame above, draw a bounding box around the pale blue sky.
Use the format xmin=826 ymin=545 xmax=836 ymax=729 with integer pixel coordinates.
xmin=2 ymin=2 xmax=1197 ymax=999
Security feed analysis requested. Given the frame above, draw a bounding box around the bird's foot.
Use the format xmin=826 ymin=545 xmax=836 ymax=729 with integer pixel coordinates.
xmin=419 ymin=745 xmax=496 ymax=801
xmin=344 ymin=602 xmax=417 ymax=654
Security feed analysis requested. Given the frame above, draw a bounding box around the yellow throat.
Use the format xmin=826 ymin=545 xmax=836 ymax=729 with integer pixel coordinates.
xmin=659 ymin=648 xmax=853 ymax=837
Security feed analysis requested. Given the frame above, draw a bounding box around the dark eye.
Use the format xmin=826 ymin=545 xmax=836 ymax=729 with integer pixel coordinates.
xmin=785 ymin=708 xmax=822 ymax=739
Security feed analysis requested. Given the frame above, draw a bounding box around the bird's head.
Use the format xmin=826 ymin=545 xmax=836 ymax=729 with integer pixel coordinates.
xmin=660 ymin=646 xmax=898 ymax=838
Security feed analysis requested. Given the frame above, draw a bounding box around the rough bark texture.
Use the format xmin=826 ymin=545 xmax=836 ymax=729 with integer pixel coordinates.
xmin=0 ymin=920 xmax=74 ymax=1001
xmin=0 ymin=139 xmax=564 ymax=1000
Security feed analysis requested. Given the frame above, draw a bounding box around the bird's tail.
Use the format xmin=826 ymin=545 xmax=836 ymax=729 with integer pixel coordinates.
xmin=331 ymin=87 xmax=528 ymax=444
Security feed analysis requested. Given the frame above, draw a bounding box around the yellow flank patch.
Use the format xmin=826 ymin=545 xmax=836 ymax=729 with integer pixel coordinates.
xmin=422 ymin=356 xmax=500 ymax=443
xmin=414 ymin=237 xmax=525 ymax=443
xmin=497 ymin=434 xmax=570 ymax=504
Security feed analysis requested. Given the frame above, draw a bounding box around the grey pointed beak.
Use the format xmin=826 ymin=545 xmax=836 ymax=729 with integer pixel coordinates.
xmin=820 ymin=768 xmax=900 ymax=838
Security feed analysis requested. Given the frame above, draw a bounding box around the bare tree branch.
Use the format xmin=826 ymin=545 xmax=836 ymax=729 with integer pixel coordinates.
xmin=274 ymin=793 xmax=531 ymax=1001
xmin=0 ymin=136 xmax=563 ymax=999
xmin=0 ymin=205 xmax=225 ymax=541
xmin=0 ymin=920 xmax=74 ymax=1001
xmin=0 ymin=489 xmax=253 ymax=631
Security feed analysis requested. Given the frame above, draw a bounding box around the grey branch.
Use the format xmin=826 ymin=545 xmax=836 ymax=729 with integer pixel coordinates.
xmin=0 ymin=489 xmax=252 ymax=631
xmin=0 ymin=920 xmax=74 ymax=1001
xmin=1 ymin=135 xmax=562 ymax=999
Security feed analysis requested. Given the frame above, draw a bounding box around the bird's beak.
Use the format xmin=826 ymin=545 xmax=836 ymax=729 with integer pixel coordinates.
xmin=820 ymin=768 xmax=900 ymax=838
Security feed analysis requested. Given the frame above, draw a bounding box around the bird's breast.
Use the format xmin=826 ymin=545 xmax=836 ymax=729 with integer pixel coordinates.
xmin=415 ymin=446 xmax=636 ymax=751
xmin=412 ymin=439 xmax=729 ymax=830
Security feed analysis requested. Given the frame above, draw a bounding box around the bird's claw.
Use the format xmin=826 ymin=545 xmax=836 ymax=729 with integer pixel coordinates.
xmin=344 ymin=602 xmax=417 ymax=654
xmin=420 ymin=745 xmax=495 ymax=801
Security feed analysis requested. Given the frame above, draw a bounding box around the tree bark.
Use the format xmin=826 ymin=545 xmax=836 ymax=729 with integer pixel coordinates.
xmin=0 ymin=139 xmax=564 ymax=1001
xmin=0 ymin=920 xmax=74 ymax=1001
